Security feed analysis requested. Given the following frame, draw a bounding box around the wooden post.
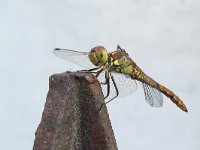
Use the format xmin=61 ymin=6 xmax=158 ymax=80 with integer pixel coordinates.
xmin=33 ymin=72 xmax=118 ymax=150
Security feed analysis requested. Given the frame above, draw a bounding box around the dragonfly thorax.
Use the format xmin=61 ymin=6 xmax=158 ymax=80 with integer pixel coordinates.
xmin=88 ymin=46 xmax=109 ymax=66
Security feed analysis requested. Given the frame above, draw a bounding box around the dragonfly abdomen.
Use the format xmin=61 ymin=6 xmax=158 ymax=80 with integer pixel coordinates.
xmin=158 ymin=85 xmax=188 ymax=112
xmin=132 ymin=68 xmax=159 ymax=88
xmin=132 ymin=68 xmax=188 ymax=112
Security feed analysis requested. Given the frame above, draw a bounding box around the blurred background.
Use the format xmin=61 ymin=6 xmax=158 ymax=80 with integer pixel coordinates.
xmin=0 ymin=0 xmax=200 ymax=149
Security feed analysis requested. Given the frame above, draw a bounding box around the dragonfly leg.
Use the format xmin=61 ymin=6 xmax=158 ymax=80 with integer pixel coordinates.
xmin=79 ymin=67 xmax=100 ymax=73
xmin=99 ymin=70 xmax=109 ymax=85
xmin=96 ymin=68 xmax=104 ymax=78
xmin=79 ymin=67 xmax=107 ymax=84
xmin=80 ymin=67 xmax=108 ymax=85
xmin=105 ymin=75 xmax=119 ymax=104
xmin=99 ymin=74 xmax=119 ymax=111
xmin=104 ymin=71 xmax=110 ymax=99
xmin=98 ymin=71 xmax=111 ymax=111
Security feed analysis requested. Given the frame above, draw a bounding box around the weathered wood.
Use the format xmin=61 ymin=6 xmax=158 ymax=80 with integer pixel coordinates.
xmin=33 ymin=71 xmax=118 ymax=150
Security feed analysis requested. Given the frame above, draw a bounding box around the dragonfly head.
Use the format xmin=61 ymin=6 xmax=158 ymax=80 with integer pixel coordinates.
xmin=88 ymin=46 xmax=108 ymax=66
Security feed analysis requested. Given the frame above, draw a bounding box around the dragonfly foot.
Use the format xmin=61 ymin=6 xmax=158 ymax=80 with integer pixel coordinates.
xmin=99 ymin=82 xmax=107 ymax=85
xmin=98 ymin=102 xmax=106 ymax=112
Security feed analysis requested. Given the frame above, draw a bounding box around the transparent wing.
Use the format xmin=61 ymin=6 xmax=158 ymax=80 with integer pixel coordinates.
xmin=98 ymin=72 xmax=138 ymax=99
xmin=53 ymin=48 xmax=95 ymax=69
xmin=142 ymin=83 xmax=163 ymax=107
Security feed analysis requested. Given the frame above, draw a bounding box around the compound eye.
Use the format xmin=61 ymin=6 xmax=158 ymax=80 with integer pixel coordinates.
xmin=91 ymin=48 xmax=95 ymax=52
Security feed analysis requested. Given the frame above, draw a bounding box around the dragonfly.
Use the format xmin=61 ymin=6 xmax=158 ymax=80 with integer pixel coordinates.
xmin=53 ymin=45 xmax=188 ymax=112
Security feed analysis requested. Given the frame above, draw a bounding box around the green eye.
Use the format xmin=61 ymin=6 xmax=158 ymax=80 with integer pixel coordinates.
xmin=88 ymin=46 xmax=108 ymax=66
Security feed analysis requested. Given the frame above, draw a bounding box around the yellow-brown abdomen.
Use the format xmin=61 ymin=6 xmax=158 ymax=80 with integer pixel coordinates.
xmin=159 ymin=85 xmax=188 ymax=112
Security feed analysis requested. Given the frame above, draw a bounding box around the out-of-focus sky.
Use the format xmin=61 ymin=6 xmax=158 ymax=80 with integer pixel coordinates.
xmin=0 ymin=0 xmax=200 ymax=149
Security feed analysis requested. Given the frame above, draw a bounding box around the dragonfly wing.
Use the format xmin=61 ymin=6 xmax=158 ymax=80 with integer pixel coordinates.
xmin=142 ymin=83 xmax=163 ymax=107
xmin=53 ymin=48 xmax=95 ymax=69
xmin=98 ymin=72 xmax=138 ymax=98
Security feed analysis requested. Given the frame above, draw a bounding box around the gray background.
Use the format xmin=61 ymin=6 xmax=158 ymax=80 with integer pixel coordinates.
xmin=1 ymin=0 xmax=200 ymax=149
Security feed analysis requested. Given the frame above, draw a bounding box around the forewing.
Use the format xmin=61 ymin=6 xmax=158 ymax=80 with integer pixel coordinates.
xmin=53 ymin=48 xmax=95 ymax=69
xmin=98 ymin=72 xmax=138 ymax=98
xmin=142 ymin=83 xmax=163 ymax=107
